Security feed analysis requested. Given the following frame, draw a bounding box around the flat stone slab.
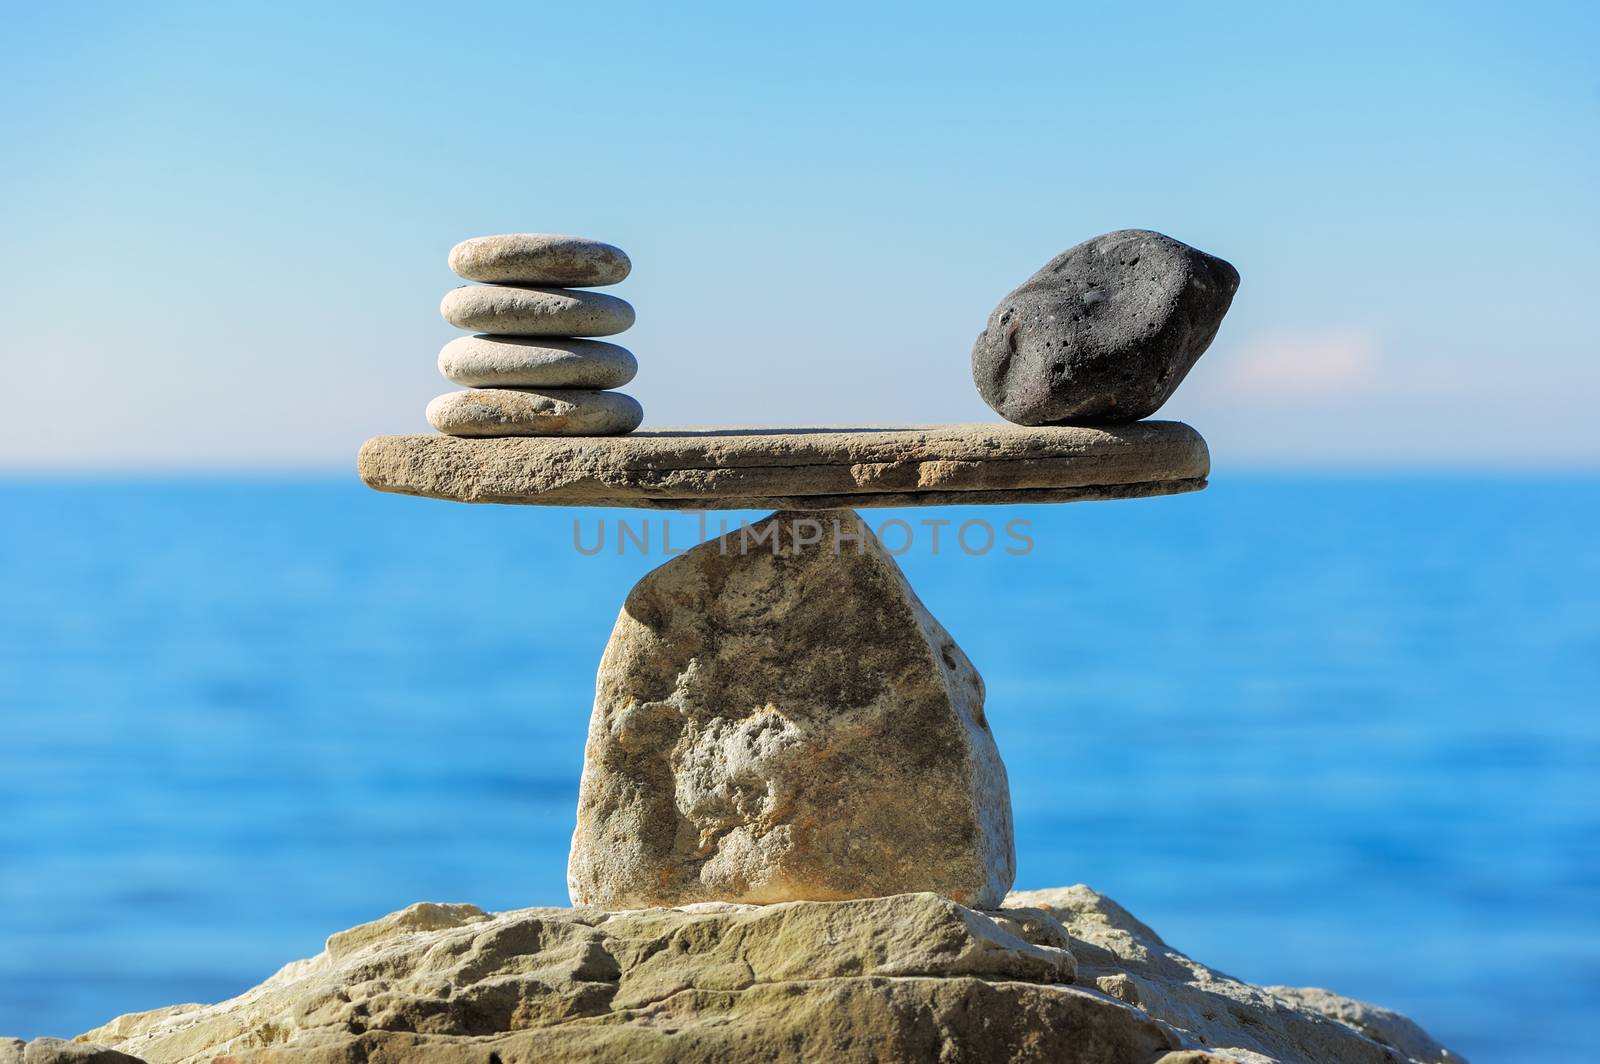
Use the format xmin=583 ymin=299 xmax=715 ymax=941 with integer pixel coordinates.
xmin=357 ymin=421 xmax=1208 ymax=509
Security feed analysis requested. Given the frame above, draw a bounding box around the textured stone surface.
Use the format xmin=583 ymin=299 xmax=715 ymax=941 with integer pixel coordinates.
xmin=425 ymin=388 xmax=643 ymax=437
xmin=1008 ymin=888 xmax=1465 ymax=1064
xmin=438 ymin=335 xmax=637 ymax=389
xmin=1264 ymin=986 xmax=1458 ymax=1064
xmin=440 ymin=285 xmax=635 ymax=337
xmin=448 ymin=233 xmax=631 ymax=286
xmin=972 ymin=230 xmax=1240 ymax=425
xmin=358 ymin=421 xmax=1209 ymax=508
xmin=570 ymin=510 xmax=1014 ymax=909
xmin=0 ymin=1039 xmax=143 ymax=1064
xmin=68 ymin=887 xmax=1460 ymax=1064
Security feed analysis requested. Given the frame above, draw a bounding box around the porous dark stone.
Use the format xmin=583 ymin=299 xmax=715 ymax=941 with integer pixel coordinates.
xmin=972 ymin=230 xmax=1240 ymax=424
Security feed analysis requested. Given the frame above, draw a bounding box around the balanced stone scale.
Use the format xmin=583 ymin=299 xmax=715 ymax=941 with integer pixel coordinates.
xmin=52 ymin=234 xmax=1462 ymax=1064
xmin=365 ymin=230 xmax=1228 ymax=914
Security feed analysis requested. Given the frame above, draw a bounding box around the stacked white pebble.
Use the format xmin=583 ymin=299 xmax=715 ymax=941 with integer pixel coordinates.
xmin=428 ymin=234 xmax=643 ymax=437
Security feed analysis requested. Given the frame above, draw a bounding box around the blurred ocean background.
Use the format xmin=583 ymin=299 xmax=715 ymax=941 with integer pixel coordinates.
xmin=2 ymin=475 xmax=1597 ymax=1063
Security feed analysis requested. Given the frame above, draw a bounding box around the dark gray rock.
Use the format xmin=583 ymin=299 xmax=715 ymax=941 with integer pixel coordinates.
xmin=972 ymin=230 xmax=1239 ymax=424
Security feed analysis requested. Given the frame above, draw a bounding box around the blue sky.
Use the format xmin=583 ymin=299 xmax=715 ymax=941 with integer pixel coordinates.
xmin=1 ymin=1 xmax=1596 ymax=469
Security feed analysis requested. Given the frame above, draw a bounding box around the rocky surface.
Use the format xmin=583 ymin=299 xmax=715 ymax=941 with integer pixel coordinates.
xmin=1 ymin=1039 xmax=142 ymax=1063
xmin=425 ymin=388 xmax=644 ymax=437
xmin=440 ymin=285 xmax=636 ymax=337
xmin=358 ymin=421 xmax=1210 ymax=508
xmin=448 ymin=233 xmax=631 ymax=286
xmin=438 ymin=335 xmax=638 ymax=389
xmin=1262 ymin=986 xmax=1456 ymax=1064
xmin=65 ymin=886 xmax=1462 ymax=1064
xmin=570 ymin=509 xmax=1014 ymax=908
xmin=972 ymin=230 xmax=1239 ymax=425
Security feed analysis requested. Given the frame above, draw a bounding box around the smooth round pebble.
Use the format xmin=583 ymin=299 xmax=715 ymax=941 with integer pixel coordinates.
xmin=449 ymin=233 xmax=631 ymax=286
xmin=426 ymin=388 xmax=643 ymax=437
xmin=439 ymin=336 xmax=637 ymax=389
xmin=441 ymin=285 xmax=635 ymax=337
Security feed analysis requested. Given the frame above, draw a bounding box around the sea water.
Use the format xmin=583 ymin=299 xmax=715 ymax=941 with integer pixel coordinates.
xmin=2 ymin=477 xmax=1596 ymax=1062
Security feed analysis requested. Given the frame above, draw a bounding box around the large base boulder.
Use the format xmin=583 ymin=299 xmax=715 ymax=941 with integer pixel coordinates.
xmin=69 ymin=887 xmax=1462 ymax=1064
xmin=568 ymin=509 xmax=1014 ymax=909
